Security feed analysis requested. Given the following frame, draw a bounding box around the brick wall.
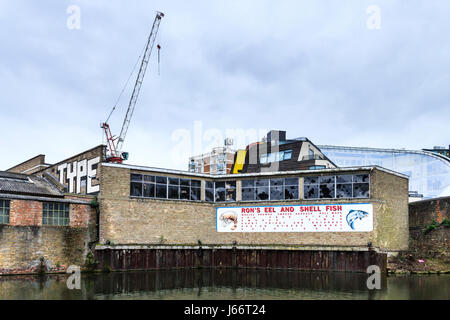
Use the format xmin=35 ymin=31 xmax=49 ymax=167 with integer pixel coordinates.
xmin=6 ymin=155 xmax=46 ymax=174
xmin=408 ymin=197 xmax=450 ymax=259
xmin=0 ymin=198 xmax=95 ymax=273
xmin=99 ymin=166 xmax=409 ymax=252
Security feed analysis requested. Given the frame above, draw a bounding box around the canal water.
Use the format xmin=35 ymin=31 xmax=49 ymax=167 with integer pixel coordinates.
xmin=0 ymin=269 xmax=448 ymax=300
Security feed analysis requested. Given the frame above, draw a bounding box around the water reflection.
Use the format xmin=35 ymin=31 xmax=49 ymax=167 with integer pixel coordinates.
xmin=0 ymin=269 xmax=448 ymax=300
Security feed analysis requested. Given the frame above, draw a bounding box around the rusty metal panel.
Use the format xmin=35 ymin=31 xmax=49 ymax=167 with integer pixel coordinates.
xmin=336 ymin=251 xmax=346 ymax=271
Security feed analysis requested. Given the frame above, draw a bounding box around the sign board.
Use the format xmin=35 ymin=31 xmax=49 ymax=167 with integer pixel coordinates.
xmin=216 ymin=203 xmax=373 ymax=232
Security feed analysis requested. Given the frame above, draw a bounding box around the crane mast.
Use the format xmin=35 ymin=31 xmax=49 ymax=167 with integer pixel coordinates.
xmin=102 ymin=11 xmax=164 ymax=163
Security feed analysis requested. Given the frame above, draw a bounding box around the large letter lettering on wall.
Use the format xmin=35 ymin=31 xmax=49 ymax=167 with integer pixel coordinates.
xmin=217 ymin=203 xmax=373 ymax=233
xmin=87 ymin=157 xmax=100 ymax=194
xmin=56 ymin=157 xmax=100 ymax=194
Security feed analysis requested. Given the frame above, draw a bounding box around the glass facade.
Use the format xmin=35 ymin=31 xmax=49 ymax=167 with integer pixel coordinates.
xmin=320 ymin=146 xmax=450 ymax=199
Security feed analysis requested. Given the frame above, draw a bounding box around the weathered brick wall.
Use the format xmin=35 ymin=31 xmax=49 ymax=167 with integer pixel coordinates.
xmin=6 ymin=154 xmax=46 ymax=174
xmin=0 ymin=225 xmax=89 ymax=272
xmin=409 ymin=197 xmax=450 ymax=227
xmin=9 ymin=200 xmax=42 ymax=226
xmin=408 ymin=197 xmax=450 ymax=259
xmin=0 ymin=198 xmax=96 ymax=273
xmin=99 ymin=166 xmax=409 ymax=252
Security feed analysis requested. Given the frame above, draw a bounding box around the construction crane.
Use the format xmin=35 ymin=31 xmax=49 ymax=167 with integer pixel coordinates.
xmin=101 ymin=11 xmax=164 ymax=163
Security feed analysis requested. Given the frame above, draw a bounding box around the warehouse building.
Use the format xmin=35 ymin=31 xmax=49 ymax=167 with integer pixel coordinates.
xmin=1 ymin=141 xmax=410 ymax=273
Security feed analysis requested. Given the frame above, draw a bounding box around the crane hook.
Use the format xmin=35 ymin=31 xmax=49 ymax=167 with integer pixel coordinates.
xmin=157 ymin=44 xmax=161 ymax=76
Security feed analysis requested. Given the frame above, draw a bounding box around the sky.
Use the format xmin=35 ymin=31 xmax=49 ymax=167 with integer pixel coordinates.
xmin=1 ymin=0 xmax=449 ymax=171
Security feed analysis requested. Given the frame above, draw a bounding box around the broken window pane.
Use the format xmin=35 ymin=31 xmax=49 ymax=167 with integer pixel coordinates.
xmin=168 ymin=185 xmax=179 ymax=199
xmin=130 ymin=182 xmax=142 ymax=197
xmin=256 ymin=179 xmax=269 ymax=187
xmin=304 ymin=185 xmax=318 ymax=199
xmin=270 ymin=186 xmax=283 ymax=200
xmin=353 ymin=183 xmax=369 ymax=198
xmin=215 ymin=190 xmax=226 ymax=202
xmin=190 ymin=187 xmax=201 ymax=201
xmin=319 ymin=176 xmax=335 ymax=184
xmin=226 ymin=181 xmax=236 ymax=189
xmin=285 ymin=186 xmax=299 ymax=199
xmin=256 ymin=186 xmax=269 ymax=200
xmin=156 ymin=176 xmax=167 ymax=184
xmin=191 ymin=180 xmax=201 ymax=188
xmin=180 ymin=179 xmax=190 ymax=186
xmin=180 ymin=186 xmax=190 ymax=200
xmin=205 ymin=188 xmax=214 ymax=202
xmin=320 ymin=183 xmax=335 ymax=198
xmin=131 ymin=174 xmax=143 ymax=182
xmin=242 ymin=180 xmax=255 ymax=188
xmin=242 ymin=187 xmax=255 ymax=201
xmin=143 ymin=175 xmax=155 ymax=182
xmin=336 ymin=184 xmax=352 ymax=198
xmin=336 ymin=175 xmax=352 ymax=183
xmin=304 ymin=176 xmax=318 ymax=184
xmin=270 ymin=179 xmax=283 ymax=186
xmin=205 ymin=181 xmax=214 ymax=189
xmin=143 ymin=183 xmax=155 ymax=198
xmin=354 ymin=174 xmax=370 ymax=183
xmin=226 ymin=189 xmax=236 ymax=201
xmin=155 ymin=184 xmax=167 ymax=198
xmin=284 ymin=178 xmax=298 ymax=186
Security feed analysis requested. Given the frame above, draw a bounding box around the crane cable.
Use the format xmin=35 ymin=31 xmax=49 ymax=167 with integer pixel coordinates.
xmin=105 ymin=41 xmax=149 ymax=124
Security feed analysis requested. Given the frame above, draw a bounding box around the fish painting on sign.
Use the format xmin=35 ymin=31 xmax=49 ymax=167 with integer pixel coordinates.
xmin=346 ymin=210 xmax=369 ymax=230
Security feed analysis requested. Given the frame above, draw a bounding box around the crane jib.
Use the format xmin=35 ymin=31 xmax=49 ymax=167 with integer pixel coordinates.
xmin=102 ymin=12 xmax=164 ymax=163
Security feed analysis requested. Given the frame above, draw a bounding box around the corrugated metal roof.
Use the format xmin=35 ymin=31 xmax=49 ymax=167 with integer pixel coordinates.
xmin=0 ymin=171 xmax=62 ymax=198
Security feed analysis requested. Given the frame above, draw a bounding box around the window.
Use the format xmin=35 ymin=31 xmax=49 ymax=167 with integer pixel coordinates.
xmin=260 ymin=150 xmax=293 ymax=164
xmin=309 ymin=165 xmax=326 ymax=170
xmin=241 ymin=178 xmax=299 ymax=201
xmin=130 ymin=173 xmax=201 ymax=201
xmin=205 ymin=181 xmax=214 ymax=202
xmin=215 ymin=181 xmax=236 ymax=202
xmin=0 ymin=200 xmax=10 ymax=224
xmin=304 ymin=174 xmax=370 ymax=199
xmin=43 ymin=202 xmax=69 ymax=226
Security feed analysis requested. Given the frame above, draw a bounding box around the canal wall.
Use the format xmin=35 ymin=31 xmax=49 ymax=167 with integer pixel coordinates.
xmin=94 ymin=246 xmax=387 ymax=273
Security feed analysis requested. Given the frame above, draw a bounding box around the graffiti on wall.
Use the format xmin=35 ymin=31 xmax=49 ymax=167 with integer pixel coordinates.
xmin=56 ymin=157 xmax=100 ymax=194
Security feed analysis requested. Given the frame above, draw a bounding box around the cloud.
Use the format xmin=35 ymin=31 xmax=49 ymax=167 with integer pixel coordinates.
xmin=1 ymin=0 xmax=449 ymax=170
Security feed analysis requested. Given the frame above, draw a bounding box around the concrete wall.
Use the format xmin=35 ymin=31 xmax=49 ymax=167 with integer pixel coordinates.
xmin=0 ymin=198 xmax=96 ymax=273
xmin=99 ymin=166 xmax=409 ymax=252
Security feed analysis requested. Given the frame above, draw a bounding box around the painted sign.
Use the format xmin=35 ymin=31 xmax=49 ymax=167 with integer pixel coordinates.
xmin=216 ymin=203 xmax=373 ymax=232
xmin=56 ymin=156 xmax=100 ymax=194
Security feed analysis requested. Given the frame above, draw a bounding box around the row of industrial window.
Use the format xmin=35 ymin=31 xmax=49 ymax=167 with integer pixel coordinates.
xmin=242 ymin=178 xmax=299 ymax=201
xmin=260 ymin=150 xmax=293 ymax=164
xmin=129 ymin=173 xmax=370 ymax=202
xmin=130 ymin=174 xmax=201 ymax=201
xmin=0 ymin=200 xmax=70 ymax=226
xmin=304 ymin=174 xmax=370 ymax=199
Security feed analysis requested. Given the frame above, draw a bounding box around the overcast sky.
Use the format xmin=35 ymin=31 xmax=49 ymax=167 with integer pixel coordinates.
xmin=1 ymin=1 xmax=449 ymax=171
